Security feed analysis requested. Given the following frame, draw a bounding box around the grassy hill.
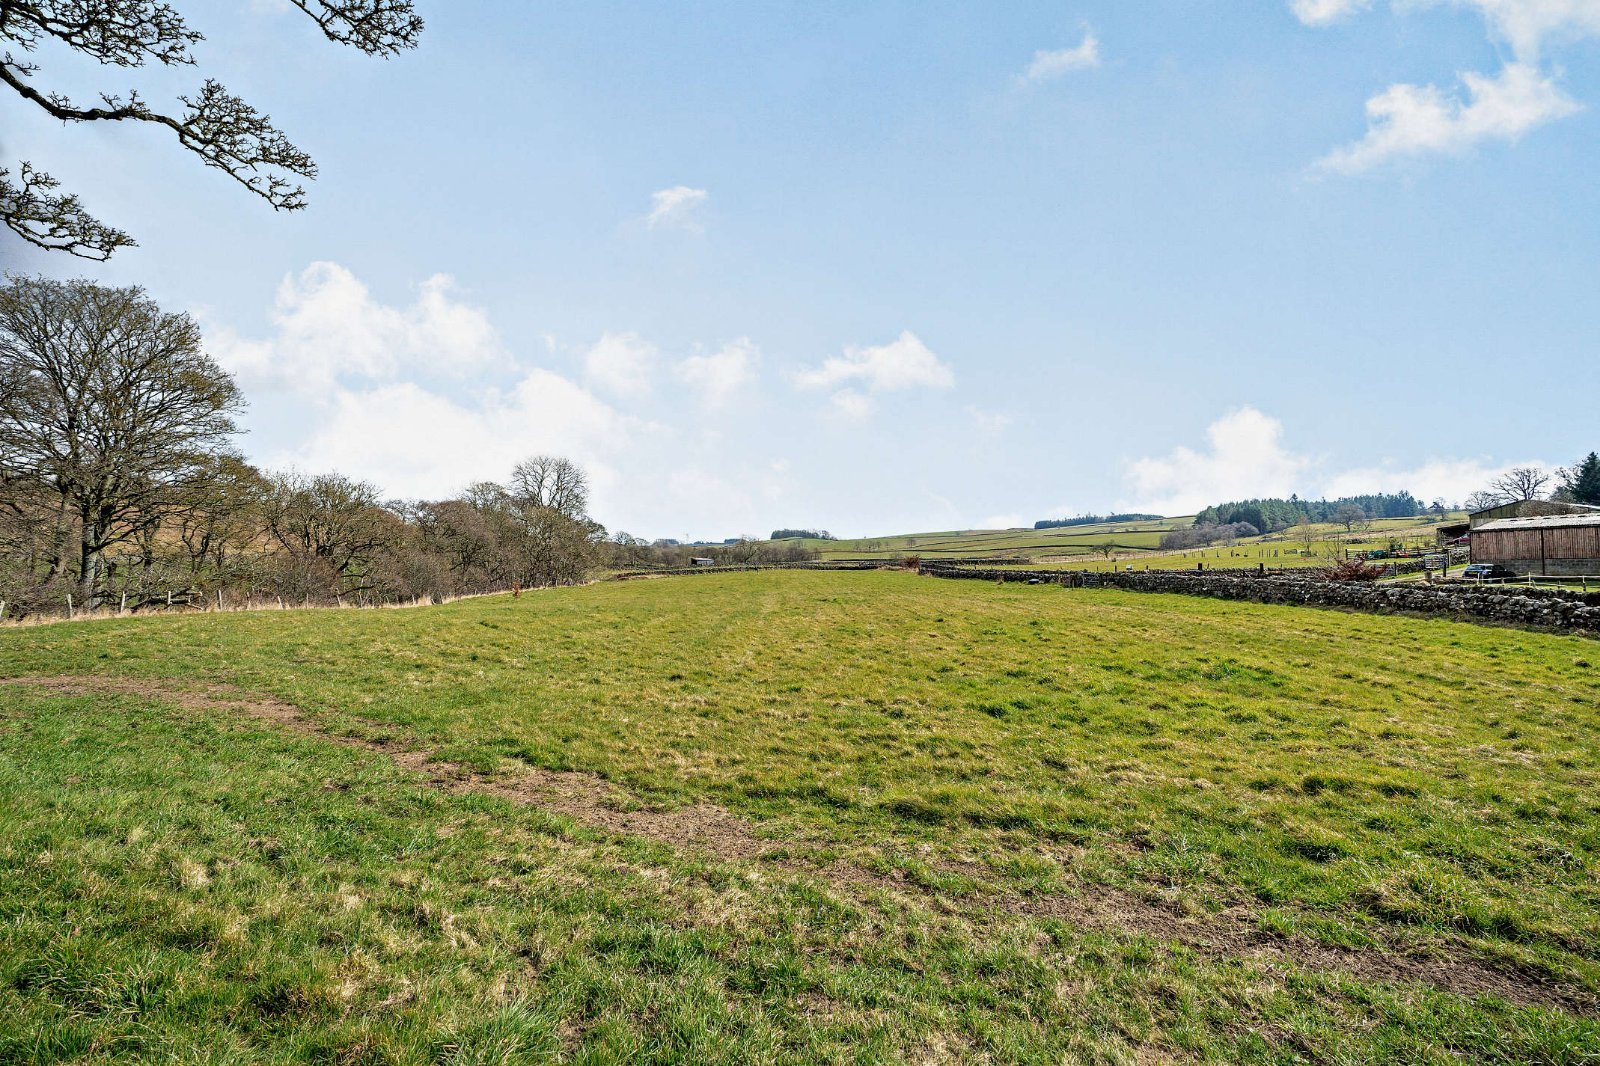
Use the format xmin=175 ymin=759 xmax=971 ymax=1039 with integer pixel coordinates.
xmin=791 ymin=514 xmax=1463 ymax=572
xmin=3 ymin=570 xmax=1597 ymax=1061
xmin=787 ymin=516 xmax=1190 ymax=560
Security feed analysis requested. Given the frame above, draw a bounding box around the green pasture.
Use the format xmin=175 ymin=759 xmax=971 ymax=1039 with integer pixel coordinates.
xmin=802 ymin=514 xmax=1461 ymax=572
xmin=3 ymin=569 xmax=1597 ymax=1062
xmin=792 ymin=517 xmax=1191 ymax=560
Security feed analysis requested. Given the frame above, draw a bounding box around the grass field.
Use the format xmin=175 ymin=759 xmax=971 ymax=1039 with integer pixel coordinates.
xmin=4 ymin=570 xmax=1599 ymax=1062
xmin=795 ymin=516 xmax=1461 ymax=571
xmin=790 ymin=518 xmax=1190 ymax=560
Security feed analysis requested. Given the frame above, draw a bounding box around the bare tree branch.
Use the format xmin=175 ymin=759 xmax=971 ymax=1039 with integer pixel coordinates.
xmin=0 ymin=163 xmax=134 ymax=259
xmin=1489 ymin=467 xmax=1550 ymax=503
xmin=0 ymin=0 xmax=421 ymax=259
xmin=0 ymin=1 xmax=204 ymax=67
xmin=288 ymin=0 xmax=422 ymax=57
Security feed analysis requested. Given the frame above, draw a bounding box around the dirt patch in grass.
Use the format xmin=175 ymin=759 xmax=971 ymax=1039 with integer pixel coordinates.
xmin=1011 ymin=892 xmax=1590 ymax=1015
xmin=4 ymin=672 xmax=1592 ymax=1016
xmin=0 ymin=673 xmax=765 ymax=863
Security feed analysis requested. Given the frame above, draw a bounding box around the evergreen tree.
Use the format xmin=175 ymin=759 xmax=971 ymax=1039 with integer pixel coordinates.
xmin=1562 ymin=452 xmax=1600 ymax=505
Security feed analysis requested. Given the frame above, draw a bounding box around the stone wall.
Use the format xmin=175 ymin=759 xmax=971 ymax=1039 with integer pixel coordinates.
xmin=918 ymin=564 xmax=1600 ymax=634
xmin=615 ymin=561 xmax=890 ymax=579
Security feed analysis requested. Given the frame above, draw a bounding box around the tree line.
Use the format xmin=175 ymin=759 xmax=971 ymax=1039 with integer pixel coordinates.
xmin=1033 ymin=513 xmax=1162 ymax=530
xmin=1192 ymin=492 xmax=1427 ymax=534
xmin=0 ymin=276 xmax=757 ymax=619
xmin=1158 ymin=522 xmax=1261 ymax=551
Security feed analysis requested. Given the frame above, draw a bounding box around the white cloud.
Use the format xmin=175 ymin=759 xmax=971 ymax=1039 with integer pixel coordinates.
xmin=279 ymin=371 xmax=636 ymax=503
xmin=1302 ymin=0 xmax=1600 ymax=51
xmin=980 ymin=514 xmax=1026 ymax=530
xmin=583 ymin=331 xmax=659 ymax=397
xmin=829 ymin=389 xmax=877 ymax=419
xmin=1452 ymin=0 xmax=1600 ymax=62
xmin=797 ymin=332 xmax=953 ymax=419
xmin=1317 ymin=61 xmax=1579 ymax=171
xmin=675 ymin=337 xmax=758 ymax=407
xmin=796 ymin=331 xmax=955 ymax=392
xmin=1121 ymin=407 xmax=1554 ymax=515
xmin=1291 ymin=0 xmax=1372 ymax=25
xmin=967 ymin=406 xmax=1013 ymax=435
xmin=664 ymin=460 xmax=790 ymax=521
xmin=203 ymin=262 xmax=640 ymax=505
xmin=1122 ymin=407 xmax=1310 ymax=516
xmin=1304 ymin=0 xmax=1598 ymax=170
xmin=205 ymin=261 xmax=506 ymax=394
xmin=647 ymin=185 xmax=709 ymax=231
xmin=1320 ymin=455 xmax=1551 ymax=505
xmin=1022 ymin=33 xmax=1101 ymax=81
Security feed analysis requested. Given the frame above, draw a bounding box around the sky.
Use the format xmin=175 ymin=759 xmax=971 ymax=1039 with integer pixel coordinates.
xmin=3 ymin=0 xmax=1598 ymax=539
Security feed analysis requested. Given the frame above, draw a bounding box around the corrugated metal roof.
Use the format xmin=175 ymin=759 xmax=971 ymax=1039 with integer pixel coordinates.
xmin=1468 ymin=501 xmax=1600 ymax=520
xmin=1474 ymin=514 xmax=1600 ymax=532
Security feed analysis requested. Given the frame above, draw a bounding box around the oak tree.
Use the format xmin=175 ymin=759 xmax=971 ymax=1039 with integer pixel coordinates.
xmin=0 ymin=275 xmax=243 ymax=607
xmin=1489 ymin=466 xmax=1550 ymax=503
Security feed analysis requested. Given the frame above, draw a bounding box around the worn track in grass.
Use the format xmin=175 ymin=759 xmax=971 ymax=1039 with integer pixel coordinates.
xmin=3 ymin=673 xmax=1591 ymax=1017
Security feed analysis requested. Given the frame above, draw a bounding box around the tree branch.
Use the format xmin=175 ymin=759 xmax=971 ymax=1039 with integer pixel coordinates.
xmin=287 ymin=0 xmax=422 ymax=57
xmin=0 ymin=62 xmax=315 ymax=209
xmin=0 ymin=163 xmax=134 ymax=259
xmin=0 ymin=1 xmax=203 ymax=67
xmin=0 ymin=0 xmax=419 ymax=258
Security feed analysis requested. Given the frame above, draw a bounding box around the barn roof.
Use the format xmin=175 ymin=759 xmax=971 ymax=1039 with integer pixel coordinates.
xmin=1474 ymin=514 xmax=1600 ymax=532
xmin=1468 ymin=500 xmax=1600 ymax=522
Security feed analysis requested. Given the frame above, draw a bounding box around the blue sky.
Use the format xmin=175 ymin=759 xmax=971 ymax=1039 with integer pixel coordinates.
xmin=4 ymin=0 xmax=1598 ymax=538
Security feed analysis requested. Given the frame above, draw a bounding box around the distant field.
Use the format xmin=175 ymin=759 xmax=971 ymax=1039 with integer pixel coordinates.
xmin=3 ymin=570 xmax=1597 ymax=1061
xmin=793 ymin=517 xmax=1192 ymax=560
xmin=797 ymin=514 xmax=1463 ymax=572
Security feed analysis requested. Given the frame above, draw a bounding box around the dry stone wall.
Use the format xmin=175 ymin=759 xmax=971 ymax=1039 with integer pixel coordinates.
xmin=919 ymin=564 xmax=1600 ymax=634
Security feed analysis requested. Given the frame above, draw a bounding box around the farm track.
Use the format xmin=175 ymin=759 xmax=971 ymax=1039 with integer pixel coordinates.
xmin=4 ymin=673 xmax=1593 ymax=1017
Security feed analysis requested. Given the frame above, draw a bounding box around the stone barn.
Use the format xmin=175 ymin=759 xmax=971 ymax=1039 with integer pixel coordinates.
xmin=1470 ymin=514 xmax=1600 ymax=576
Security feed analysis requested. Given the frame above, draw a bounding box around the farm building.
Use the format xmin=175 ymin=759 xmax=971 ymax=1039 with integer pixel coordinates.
xmin=1468 ymin=499 xmax=1600 ymax=527
xmin=1471 ymin=514 xmax=1600 ymax=576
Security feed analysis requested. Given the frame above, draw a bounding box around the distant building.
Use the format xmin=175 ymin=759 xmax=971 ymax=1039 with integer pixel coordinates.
xmin=689 ymin=557 xmax=716 ymax=567
xmin=1471 ymin=514 xmax=1600 ymax=576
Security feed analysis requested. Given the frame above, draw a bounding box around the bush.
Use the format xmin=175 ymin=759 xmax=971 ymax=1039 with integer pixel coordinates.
xmin=1319 ymin=559 xmax=1384 ymax=582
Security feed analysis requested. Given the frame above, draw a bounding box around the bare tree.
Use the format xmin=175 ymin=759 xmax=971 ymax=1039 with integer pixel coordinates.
xmin=0 ymin=1 xmax=422 ymax=259
xmin=509 ymin=455 xmax=590 ymax=520
xmin=1334 ymin=503 xmax=1366 ymax=534
xmin=1489 ymin=467 xmax=1551 ymax=503
xmin=261 ymin=471 xmax=399 ymax=600
xmin=1464 ymin=490 xmax=1501 ymax=513
xmin=1293 ymin=518 xmax=1318 ymax=554
xmin=0 ymin=276 xmax=242 ymax=607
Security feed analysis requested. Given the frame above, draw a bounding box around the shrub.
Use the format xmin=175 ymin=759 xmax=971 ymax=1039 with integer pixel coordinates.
xmin=1319 ymin=559 xmax=1384 ymax=582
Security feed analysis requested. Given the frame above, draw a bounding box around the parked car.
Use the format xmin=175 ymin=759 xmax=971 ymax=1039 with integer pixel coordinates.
xmin=1459 ymin=563 xmax=1515 ymax=581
